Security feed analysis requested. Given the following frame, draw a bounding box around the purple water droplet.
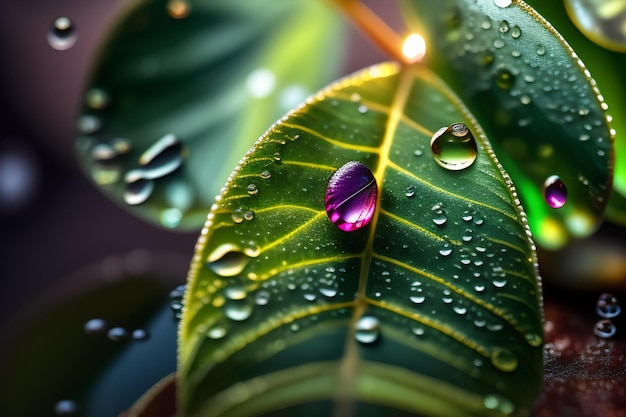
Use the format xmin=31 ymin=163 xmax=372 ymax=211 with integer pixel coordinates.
xmin=543 ymin=175 xmax=567 ymax=208
xmin=324 ymin=161 xmax=377 ymax=232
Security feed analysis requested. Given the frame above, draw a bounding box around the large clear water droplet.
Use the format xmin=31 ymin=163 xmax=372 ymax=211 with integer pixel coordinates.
xmin=355 ymin=315 xmax=380 ymax=344
xmin=430 ymin=123 xmax=477 ymax=170
xmin=325 ymin=161 xmax=377 ymax=232
xmin=596 ymin=292 xmax=621 ymax=318
xmin=565 ymin=0 xmax=626 ymax=53
xmin=543 ymin=175 xmax=567 ymax=208
xmin=594 ymin=319 xmax=617 ymax=338
xmin=83 ymin=318 xmax=108 ymax=335
xmin=224 ymin=300 xmax=253 ymax=321
xmin=206 ymin=243 xmax=255 ymax=277
xmin=48 ymin=17 xmax=77 ymax=51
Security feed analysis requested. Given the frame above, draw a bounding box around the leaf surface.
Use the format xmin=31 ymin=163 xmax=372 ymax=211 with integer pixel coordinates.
xmin=75 ymin=0 xmax=345 ymax=230
xmin=401 ymin=0 xmax=614 ymax=249
xmin=179 ymin=62 xmax=543 ymax=417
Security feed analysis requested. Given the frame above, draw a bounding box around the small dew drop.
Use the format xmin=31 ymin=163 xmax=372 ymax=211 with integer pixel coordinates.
xmin=247 ymin=183 xmax=259 ymax=195
xmin=439 ymin=242 xmax=453 ymax=257
xmin=511 ymin=25 xmax=522 ymax=39
xmin=324 ymin=161 xmax=377 ymax=232
xmin=84 ymin=318 xmax=108 ymax=335
xmin=355 ymin=316 xmax=380 ymax=344
xmin=231 ymin=209 xmax=244 ymax=224
xmin=430 ymin=123 xmax=477 ymax=170
xmin=86 ymin=88 xmax=110 ymax=110
xmin=525 ymin=333 xmax=543 ymax=347
xmin=224 ymin=301 xmax=253 ymax=321
xmin=410 ymin=282 xmax=426 ymax=304
xmin=132 ymin=328 xmax=150 ymax=341
xmin=208 ymin=325 xmax=227 ymax=339
xmin=431 ymin=203 xmax=448 ymax=226
xmin=536 ymin=45 xmax=546 ymax=56
xmin=484 ymin=394 xmax=515 ymax=414
xmin=494 ymin=0 xmax=513 ymax=7
xmin=405 ymin=185 xmax=416 ymax=198
xmin=54 ymin=400 xmax=79 ymax=416
xmin=48 ymin=17 xmax=77 ymax=51
xmin=358 ymin=104 xmax=369 ymax=114
xmin=137 ymin=134 xmax=184 ymax=180
xmin=107 ymin=327 xmax=129 ymax=342
xmin=596 ymin=292 xmax=621 ymax=318
xmin=594 ymin=319 xmax=617 ymax=338
xmin=490 ymin=348 xmax=518 ymax=372
xmin=543 ymin=175 xmax=567 ymax=208
xmin=260 ymin=170 xmax=271 ymax=179
xmin=495 ymin=67 xmax=516 ymax=90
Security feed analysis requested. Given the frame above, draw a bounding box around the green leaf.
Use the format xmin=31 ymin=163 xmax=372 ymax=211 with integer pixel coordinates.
xmin=75 ymin=0 xmax=345 ymax=230
xmin=179 ymin=62 xmax=543 ymax=417
xmin=401 ymin=0 xmax=614 ymax=249
xmin=520 ymin=0 xmax=626 ymax=226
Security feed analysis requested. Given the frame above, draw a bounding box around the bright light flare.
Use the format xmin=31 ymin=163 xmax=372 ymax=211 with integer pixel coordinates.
xmin=402 ymin=34 xmax=426 ymax=62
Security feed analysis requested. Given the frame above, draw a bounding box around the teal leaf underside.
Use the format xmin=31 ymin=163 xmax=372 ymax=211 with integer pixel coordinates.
xmin=179 ymin=62 xmax=543 ymax=417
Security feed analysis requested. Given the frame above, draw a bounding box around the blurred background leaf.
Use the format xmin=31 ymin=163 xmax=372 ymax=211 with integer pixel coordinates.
xmin=75 ymin=0 xmax=347 ymax=230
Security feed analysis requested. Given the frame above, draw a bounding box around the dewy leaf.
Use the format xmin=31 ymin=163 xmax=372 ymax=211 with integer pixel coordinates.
xmin=401 ymin=0 xmax=614 ymax=249
xmin=179 ymin=62 xmax=543 ymax=417
xmin=520 ymin=0 xmax=626 ymax=226
xmin=75 ymin=0 xmax=345 ymax=230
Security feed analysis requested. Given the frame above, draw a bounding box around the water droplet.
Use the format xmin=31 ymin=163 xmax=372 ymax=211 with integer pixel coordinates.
xmin=431 ymin=203 xmax=447 ymax=226
xmin=430 ymin=123 xmax=477 ymax=170
xmin=231 ymin=209 xmax=244 ymax=224
xmin=137 ymin=134 xmax=184 ymax=180
xmin=525 ymin=333 xmax=543 ymax=347
xmin=255 ymin=290 xmax=271 ymax=305
xmin=543 ymin=175 xmax=567 ymax=208
xmin=536 ymin=45 xmax=546 ymax=56
xmin=498 ymin=20 xmax=510 ymax=33
xmin=86 ymin=88 xmax=110 ymax=110
xmin=495 ymin=67 xmax=516 ymax=90
xmin=439 ymin=242 xmax=453 ymax=257
xmin=48 ymin=17 xmax=77 ymax=51
xmin=511 ymin=25 xmax=522 ymax=39
xmin=247 ymin=183 xmax=259 ymax=195
xmin=355 ymin=316 xmax=380 ymax=344
xmin=596 ymin=292 xmax=621 ymax=318
xmin=484 ymin=394 xmax=515 ymax=414
xmin=206 ymin=243 xmax=254 ymax=277
xmin=54 ymin=399 xmax=79 ymax=416
xmin=243 ymin=210 xmax=255 ymax=221
xmin=491 ymin=348 xmax=518 ymax=372
xmin=260 ymin=170 xmax=271 ymax=179
xmin=594 ymin=319 xmax=617 ymax=338
xmin=77 ymin=115 xmax=101 ymax=135
xmin=124 ymin=178 xmax=154 ymax=205
xmin=84 ymin=318 xmax=108 ymax=335
xmin=405 ymin=185 xmax=416 ymax=198
xmin=107 ymin=326 xmax=129 ymax=341
xmin=453 ymin=305 xmax=467 ymax=315
xmin=358 ymin=104 xmax=369 ymax=114
xmin=324 ymin=161 xmax=377 ymax=232
xmin=167 ymin=0 xmax=191 ymax=19
xmin=132 ymin=328 xmax=150 ymax=341
xmin=565 ymin=0 xmax=626 ymax=53
xmin=225 ymin=286 xmax=248 ymax=301
xmin=208 ymin=325 xmax=227 ymax=339
xmin=410 ymin=282 xmax=425 ymax=304
xmin=224 ymin=301 xmax=253 ymax=321
xmin=414 ymin=149 xmax=423 ymax=156
xmin=494 ymin=0 xmax=512 ymax=7
xmin=246 ymin=68 xmax=275 ymax=98
xmin=462 ymin=228 xmax=473 ymax=242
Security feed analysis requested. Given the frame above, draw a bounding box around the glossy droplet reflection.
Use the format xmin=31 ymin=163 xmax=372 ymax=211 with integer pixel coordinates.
xmin=594 ymin=319 xmax=617 ymax=338
xmin=565 ymin=0 xmax=626 ymax=52
xmin=543 ymin=175 xmax=567 ymax=208
xmin=324 ymin=161 xmax=377 ymax=232
xmin=430 ymin=123 xmax=477 ymax=170
xmin=206 ymin=243 xmax=259 ymax=277
xmin=355 ymin=315 xmax=380 ymax=344
xmin=596 ymin=292 xmax=621 ymax=318
xmin=48 ymin=17 xmax=77 ymax=51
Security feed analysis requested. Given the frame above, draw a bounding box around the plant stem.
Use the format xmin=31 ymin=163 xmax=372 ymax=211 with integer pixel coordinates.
xmin=331 ymin=0 xmax=414 ymax=65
